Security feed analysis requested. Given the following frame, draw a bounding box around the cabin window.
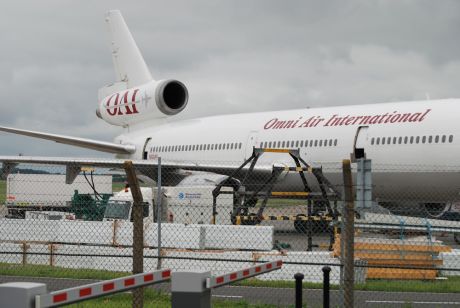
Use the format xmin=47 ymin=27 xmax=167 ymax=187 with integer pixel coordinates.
xmin=422 ymin=136 xmax=426 ymax=144
xmin=387 ymin=137 xmax=391 ymax=144
xmin=324 ymin=139 xmax=328 ymax=146
xmin=449 ymin=135 xmax=454 ymax=143
xmin=300 ymin=140 xmax=304 ymax=147
xmin=382 ymin=137 xmax=386 ymax=145
xmin=409 ymin=136 xmax=414 ymax=144
xmin=334 ymin=139 xmax=338 ymax=146
xmin=376 ymin=137 xmax=380 ymax=145
xmin=441 ymin=135 xmax=446 ymax=143
xmin=435 ymin=135 xmax=439 ymax=143
xmin=371 ymin=138 xmax=374 ymax=145
xmin=392 ymin=137 xmax=396 ymax=144
xmin=415 ymin=136 xmax=420 ymax=144
xmin=428 ymin=136 xmax=433 ymax=143
xmin=398 ymin=137 xmax=402 ymax=144
xmin=319 ymin=140 xmax=323 ymax=147
xmin=329 ymin=139 xmax=333 ymax=146
xmin=295 ymin=141 xmax=299 ymax=147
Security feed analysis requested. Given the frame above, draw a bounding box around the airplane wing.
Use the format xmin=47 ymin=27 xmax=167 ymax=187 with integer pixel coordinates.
xmin=0 ymin=126 xmax=135 ymax=154
xmin=0 ymin=155 xmax=273 ymax=185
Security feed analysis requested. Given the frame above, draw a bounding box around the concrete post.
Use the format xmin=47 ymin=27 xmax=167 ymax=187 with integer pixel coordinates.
xmin=171 ymin=270 xmax=211 ymax=308
xmin=0 ymin=282 xmax=46 ymax=308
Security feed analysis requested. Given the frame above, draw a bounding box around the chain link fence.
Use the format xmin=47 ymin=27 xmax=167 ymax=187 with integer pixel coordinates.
xmin=0 ymin=158 xmax=460 ymax=307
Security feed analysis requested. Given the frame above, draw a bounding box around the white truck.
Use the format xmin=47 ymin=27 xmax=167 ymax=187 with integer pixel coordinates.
xmin=5 ymin=174 xmax=112 ymax=218
xmin=102 ymin=185 xmax=234 ymax=225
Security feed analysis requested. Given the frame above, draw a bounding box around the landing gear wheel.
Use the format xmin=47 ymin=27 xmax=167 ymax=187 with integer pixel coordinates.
xmin=294 ymin=215 xmax=308 ymax=233
xmin=455 ymin=233 xmax=460 ymax=245
xmin=242 ymin=213 xmax=259 ymax=225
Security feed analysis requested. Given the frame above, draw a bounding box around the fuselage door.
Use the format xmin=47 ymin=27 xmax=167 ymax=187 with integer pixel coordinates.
xmin=245 ymin=130 xmax=259 ymax=159
xmin=352 ymin=126 xmax=369 ymax=161
xmin=142 ymin=137 xmax=152 ymax=160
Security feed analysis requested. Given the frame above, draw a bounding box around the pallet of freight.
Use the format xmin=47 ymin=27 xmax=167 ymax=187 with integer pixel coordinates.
xmin=200 ymin=224 xmax=273 ymax=250
xmin=333 ymin=235 xmax=451 ymax=280
xmin=439 ymin=249 xmax=460 ymax=276
xmin=0 ymin=219 xmax=274 ymax=251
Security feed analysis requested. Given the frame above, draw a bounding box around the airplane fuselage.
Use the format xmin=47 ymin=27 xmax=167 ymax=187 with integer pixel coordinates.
xmin=115 ymin=98 xmax=460 ymax=203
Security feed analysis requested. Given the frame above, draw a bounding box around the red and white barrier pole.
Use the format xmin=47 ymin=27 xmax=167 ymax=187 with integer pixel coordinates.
xmin=35 ymin=269 xmax=171 ymax=308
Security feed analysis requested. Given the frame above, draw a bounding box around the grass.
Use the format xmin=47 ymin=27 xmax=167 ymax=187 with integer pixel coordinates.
xmin=1 ymin=263 xmax=460 ymax=294
xmin=63 ymin=288 xmax=282 ymax=308
xmin=235 ymin=276 xmax=460 ymax=293
xmin=0 ymin=180 xmax=5 ymax=204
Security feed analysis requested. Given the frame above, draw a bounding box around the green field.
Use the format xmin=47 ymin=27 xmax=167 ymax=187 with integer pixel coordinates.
xmin=0 ymin=180 xmax=5 ymax=204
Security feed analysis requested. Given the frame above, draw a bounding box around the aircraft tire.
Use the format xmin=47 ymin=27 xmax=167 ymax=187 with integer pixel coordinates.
xmin=454 ymin=233 xmax=460 ymax=245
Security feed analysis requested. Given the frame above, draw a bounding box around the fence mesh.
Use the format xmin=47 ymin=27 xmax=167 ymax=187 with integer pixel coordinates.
xmin=0 ymin=159 xmax=460 ymax=307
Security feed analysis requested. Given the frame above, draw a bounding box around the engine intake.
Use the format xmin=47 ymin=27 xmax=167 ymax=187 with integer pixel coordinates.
xmin=156 ymin=80 xmax=188 ymax=115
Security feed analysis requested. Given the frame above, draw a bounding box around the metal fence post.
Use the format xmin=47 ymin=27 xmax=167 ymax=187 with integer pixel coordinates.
xmin=156 ymin=157 xmax=162 ymax=270
xmin=171 ymin=270 xmax=212 ymax=308
xmin=123 ymin=161 xmax=144 ymax=308
xmin=322 ymin=266 xmax=331 ymax=308
xmin=342 ymin=159 xmax=355 ymax=308
xmin=0 ymin=282 xmax=46 ymax=308
xmin=294 ymin=272 xmax=304 ymax=308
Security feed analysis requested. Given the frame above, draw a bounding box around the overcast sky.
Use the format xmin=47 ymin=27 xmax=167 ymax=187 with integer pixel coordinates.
xmin=1 ymin=0 xmax=459 ymax=157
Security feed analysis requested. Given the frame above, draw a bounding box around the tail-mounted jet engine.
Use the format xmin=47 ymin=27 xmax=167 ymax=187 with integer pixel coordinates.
xmin=97 ymin=79 xmax=188 ymax=126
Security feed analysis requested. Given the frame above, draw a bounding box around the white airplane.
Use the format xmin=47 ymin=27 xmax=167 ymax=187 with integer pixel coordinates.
xmin=1 ymin=10 xmax=459 ymax=218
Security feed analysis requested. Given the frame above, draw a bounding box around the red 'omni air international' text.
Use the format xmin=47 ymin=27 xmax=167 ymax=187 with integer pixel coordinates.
xmin=263 ymin=109 xmax=431 ymax=130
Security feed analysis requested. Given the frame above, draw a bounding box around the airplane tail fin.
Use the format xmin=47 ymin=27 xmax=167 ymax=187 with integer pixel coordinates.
xmin=99 ymin=10 xmax=153 ymax=100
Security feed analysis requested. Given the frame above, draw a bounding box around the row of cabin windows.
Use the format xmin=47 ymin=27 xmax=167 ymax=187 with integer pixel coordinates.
xmin=152 ymin=142 xmax=243 ymax=153
xmin=371 ymin=135 xmax=454 ymax=146
xmin=260 ymin=139 xmax=338 ymax=149
xmin=152 ymin=138 xmax=340 ymax=153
